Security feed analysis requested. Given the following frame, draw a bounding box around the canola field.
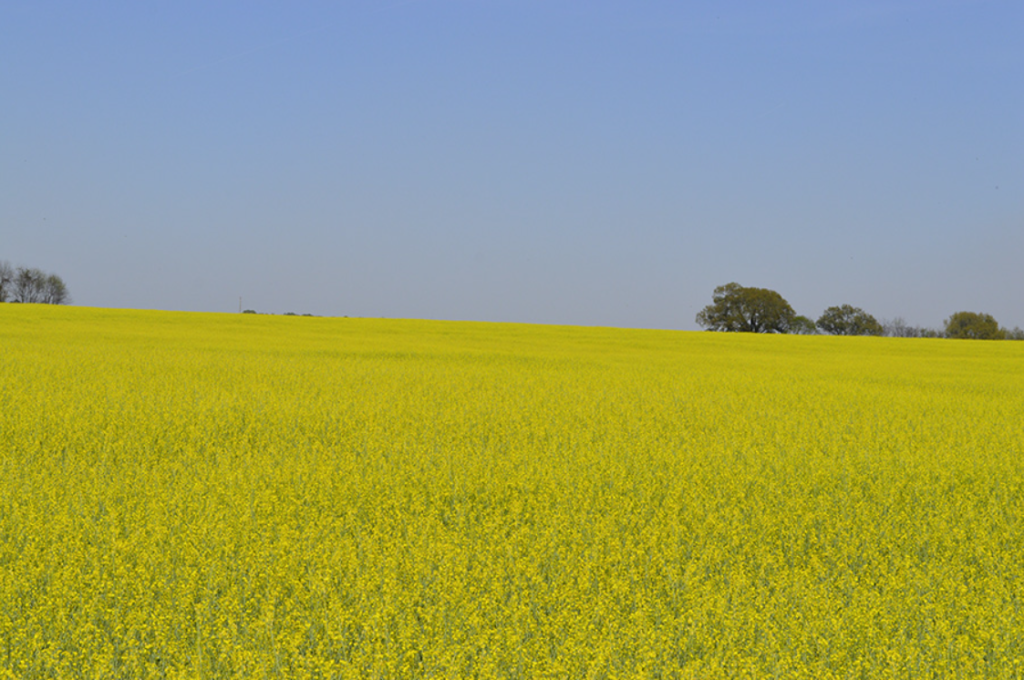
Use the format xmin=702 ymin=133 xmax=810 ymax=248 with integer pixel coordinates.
xmin=2 ymin=304 xmax=1024 ymax=679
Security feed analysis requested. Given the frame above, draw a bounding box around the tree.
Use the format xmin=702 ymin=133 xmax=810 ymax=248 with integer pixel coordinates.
xmin=816 ymin=304 xmax=883 ymax=336
xmin=944 ymin=311 xmax=1006 ymax=340
xmin=696 ymin=282 xmax=796 ymax=333
xmin=0 ymin=260 xmax=12 ymax=302
xmin=2 ymin=265 xmax=70 ymax=304
xmin=882 ymin=317 xmax=918 ymax=338
xmin=42 ymin=274 xmax=70 ymax=305
xmin=13 ymin=267 xmax=45 ymax=303
xmin=790 ymin=315 xmax=818 ymax=335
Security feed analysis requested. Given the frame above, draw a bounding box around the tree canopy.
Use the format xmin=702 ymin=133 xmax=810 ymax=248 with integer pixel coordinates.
xmin=696 ymin=283 xmax=796 ymax=333
xmin=789 ymin=315 xmax=818 ymax=335
xmin=944 ymin=311 xmax=1005 ymax=340
xmin=816 ymin=305 xmax=883 ymax=336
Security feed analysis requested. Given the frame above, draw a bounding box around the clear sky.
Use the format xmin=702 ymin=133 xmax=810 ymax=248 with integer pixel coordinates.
xmin=3 ymin=1 xmax=1021 ymax=330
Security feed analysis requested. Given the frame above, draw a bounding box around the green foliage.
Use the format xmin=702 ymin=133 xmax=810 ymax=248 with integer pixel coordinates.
xmin=817 ymin=305 xmax=883 ymax=336
xmin=789 ymin=315 xmax=818 ymax=335
xmin=944 ymin=311 xmax=1006 ymax=340
xmin=696 ymin=282 xmax=796 ymax=333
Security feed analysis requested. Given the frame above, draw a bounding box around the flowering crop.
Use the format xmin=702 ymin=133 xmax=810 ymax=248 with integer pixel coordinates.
xmin=2 ymin=305 xmax=1023 ymax=678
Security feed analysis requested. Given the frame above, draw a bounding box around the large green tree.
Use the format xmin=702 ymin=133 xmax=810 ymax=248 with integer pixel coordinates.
xmin=944 ymin=311 xmax=1006 ymax=339
xmin=696 ymin=282 xmax=796 ymax=333
xmin=816 ymin=304 xmax=883 ymax=336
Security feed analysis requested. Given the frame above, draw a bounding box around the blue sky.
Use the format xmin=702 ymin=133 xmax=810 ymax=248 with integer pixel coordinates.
xmin=3 ymin=1 xmax=1021 ymax=329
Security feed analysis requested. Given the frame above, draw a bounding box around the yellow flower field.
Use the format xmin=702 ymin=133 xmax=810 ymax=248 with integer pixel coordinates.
xmin=2 ymin=304 xmax=1023 ymax=679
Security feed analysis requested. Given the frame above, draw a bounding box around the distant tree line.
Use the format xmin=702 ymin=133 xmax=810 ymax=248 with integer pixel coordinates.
xmin=0 ymin=261 xmax=71 ymax=305
xmin=242 ymin=309 xmax=319 ymax=317
xmin=697 ymin=283 xmax=1023 ymax=340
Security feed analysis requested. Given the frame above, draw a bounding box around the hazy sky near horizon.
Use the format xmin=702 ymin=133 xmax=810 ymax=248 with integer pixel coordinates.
xmin=3 ymin=1 xmax=1021 ymax=329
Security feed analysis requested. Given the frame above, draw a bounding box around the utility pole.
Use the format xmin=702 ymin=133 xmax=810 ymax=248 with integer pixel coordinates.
xmin=239 ymin=296 xmax=242 ymax=313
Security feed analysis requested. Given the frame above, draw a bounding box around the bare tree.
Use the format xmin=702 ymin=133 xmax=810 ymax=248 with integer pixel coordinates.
xmin=43 ymin=274 xmax=70 ymax=305
xmin=1 ymin=264 xmax=71 ymax=304
xmin=882 ymin=317 xmax=919 ymax=338
xmin=13 ymin=267 xmax=45 ymax=303
xmin=0 ymin=260 xmax=13 ymax=302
